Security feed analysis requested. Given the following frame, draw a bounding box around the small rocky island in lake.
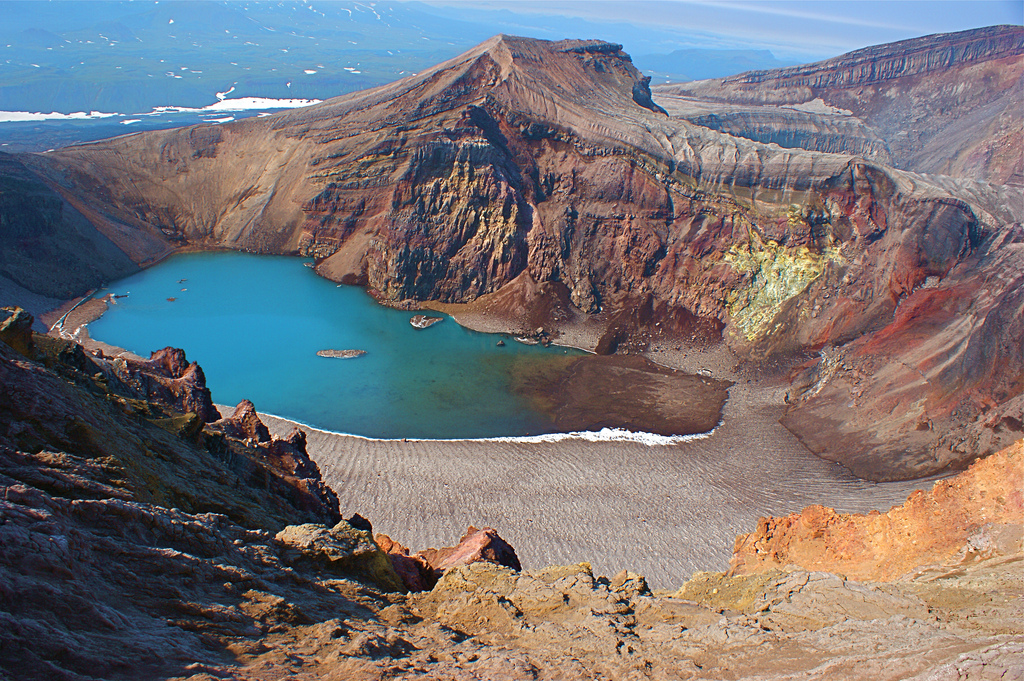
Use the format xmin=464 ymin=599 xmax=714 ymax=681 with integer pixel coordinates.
xmin=410 ymin=314 xmax=443 ymax=329
xmin=317 ymin=349 xmax=366 ymax=359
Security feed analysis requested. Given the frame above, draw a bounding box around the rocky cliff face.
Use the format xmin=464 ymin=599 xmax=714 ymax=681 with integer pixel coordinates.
xmin=4 ymin=31 xmax=1022 ymax=479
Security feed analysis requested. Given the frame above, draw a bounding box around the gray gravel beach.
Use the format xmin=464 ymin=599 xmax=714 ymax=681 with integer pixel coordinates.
xmin=249 ymin=362 xmax=940 ymax=589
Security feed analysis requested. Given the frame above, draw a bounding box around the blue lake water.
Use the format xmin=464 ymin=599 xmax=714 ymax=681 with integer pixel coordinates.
xmin=88 ymin=251 xmax=583 ymax=439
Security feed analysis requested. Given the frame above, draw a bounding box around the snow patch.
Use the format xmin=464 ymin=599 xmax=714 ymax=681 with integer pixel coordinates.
xmin=0 ymin=110 xmax=120 ymax=123
xmin=147 ymin=97 xmax=321 ymax=115
xmin=0 ymin=99 xmax=320 ymax=126
xmin=785 ymin=98 xmax=853 ymax=116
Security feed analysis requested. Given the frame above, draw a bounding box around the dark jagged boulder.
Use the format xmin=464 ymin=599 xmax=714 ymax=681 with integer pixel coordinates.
xmin=207 ymin=401 xmax=341 ymax=525
xmin=108 ymin=347 xmax=221 ymax=423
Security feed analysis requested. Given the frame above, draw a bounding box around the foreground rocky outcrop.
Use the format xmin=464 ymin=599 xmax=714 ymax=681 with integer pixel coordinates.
xmin=1 ymin=318 xmax=1021 ymax=680
xmin=0 ymin=311 xmax=340 ymax=530
xmin=4 ymin=30 xmax=1020 ymax=479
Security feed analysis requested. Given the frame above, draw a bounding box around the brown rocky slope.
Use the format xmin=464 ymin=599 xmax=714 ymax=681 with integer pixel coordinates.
xmin=1 ymin=314 xmax=1021 ymax=680
xmin=4 ymin=31 xmax=1023 ymax=479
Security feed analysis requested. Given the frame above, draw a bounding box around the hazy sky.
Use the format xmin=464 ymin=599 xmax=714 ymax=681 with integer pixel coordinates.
xmin=422 ymin=0 xmax=1024 ymax=59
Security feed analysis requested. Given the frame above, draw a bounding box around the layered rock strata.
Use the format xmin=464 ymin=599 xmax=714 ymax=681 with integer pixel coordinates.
xmin=657 ymin=25 xmax=1024 ymax=185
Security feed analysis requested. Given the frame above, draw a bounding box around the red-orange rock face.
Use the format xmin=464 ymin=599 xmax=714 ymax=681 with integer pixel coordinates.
xmin=728 ymin=440 xmax=1024 ymax=581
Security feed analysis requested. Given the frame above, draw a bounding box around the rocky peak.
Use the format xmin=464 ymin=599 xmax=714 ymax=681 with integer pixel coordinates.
xmin=273 ymin=34 xmax=656 ymax=138
xmin=214 ymin=399 xmax=273 ymax=443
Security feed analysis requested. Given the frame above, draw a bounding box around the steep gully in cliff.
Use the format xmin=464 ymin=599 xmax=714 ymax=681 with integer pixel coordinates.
xmin=2 ymin=29 xmax=1022 ymax=483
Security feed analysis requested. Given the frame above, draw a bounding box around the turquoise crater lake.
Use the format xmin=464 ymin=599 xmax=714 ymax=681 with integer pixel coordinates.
xmin=87 ymin=252 xmax=584 ymax=439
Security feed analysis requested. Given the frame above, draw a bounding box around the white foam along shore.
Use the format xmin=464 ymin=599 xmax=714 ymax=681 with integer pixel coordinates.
xmin=215 ymin=404 xmax=716 ymax=446
xmin=0 ymin=96 xmax=322 ymax=124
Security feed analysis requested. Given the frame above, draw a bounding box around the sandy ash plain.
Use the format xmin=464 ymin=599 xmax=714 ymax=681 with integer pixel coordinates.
xmin=248 ymin=335 xmax=937 ymax=588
